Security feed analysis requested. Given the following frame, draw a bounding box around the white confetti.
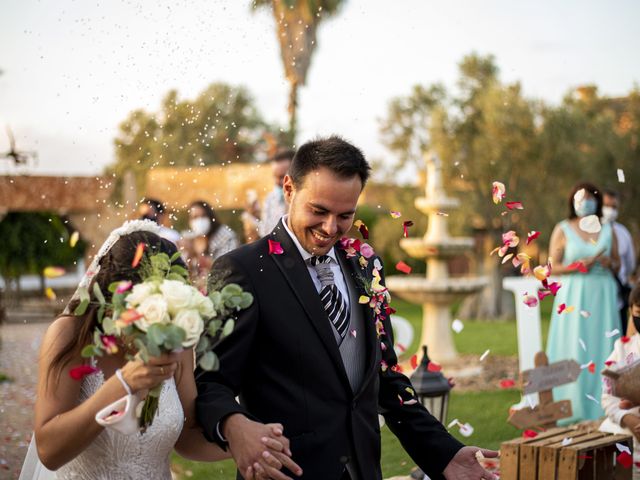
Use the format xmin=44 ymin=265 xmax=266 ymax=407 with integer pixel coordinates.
xmin=579 ymin=338 xmax=587 ymax=352
xmin=447 ymin=418 xmax=459 ymax=429
xmin=606 ymin=329 xmax=620 ymax=338
xmin=459 ymin=422 xmax=474 ymax=437
xmin=480 ymin=349 xmax=490 ymax=362
xmin=579 ymin=215 xmax=601 ymax=234
xmin=586 ymin=394 xmax=599 ymax=404
xmin=616 ymin=442 xmax=632 ymax=455
xmin=373 ymin=258 xmax=383 ymax=270
xmin=580 ymin=361 xmax=593 ymax=370
xmin=452 ymin=319 xmax=464 ymax=333
xmin=580 ymin=310 xmax=591 ymax=319
xmin=617 ymin=169 xmax=626 ymax=183
xmin=561 ymin=437 xmax=573 ymax=446
xmin=350 ymin=329 xmax=357 ymax=338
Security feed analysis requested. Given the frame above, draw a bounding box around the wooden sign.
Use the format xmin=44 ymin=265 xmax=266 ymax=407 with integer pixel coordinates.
xmin=521 ymin=359 xmax=581 ymax=395
xmin=508 ymin=400 xmax=572 ymax=429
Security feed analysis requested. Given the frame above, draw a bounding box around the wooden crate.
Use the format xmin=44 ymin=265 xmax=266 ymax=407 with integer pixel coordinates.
xmin=500 ymin=428 xmax=574 ymax=480
xmin=500 ymin=430 xmax=633 ymax=480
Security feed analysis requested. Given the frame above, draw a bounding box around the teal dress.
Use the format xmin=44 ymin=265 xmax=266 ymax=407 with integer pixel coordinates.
xmin=546 ymin=220 xmax=619 ymax=422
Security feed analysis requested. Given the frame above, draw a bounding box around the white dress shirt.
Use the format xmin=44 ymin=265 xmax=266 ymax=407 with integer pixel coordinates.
xmin=282 ymin=216 xmax=351 ymax=313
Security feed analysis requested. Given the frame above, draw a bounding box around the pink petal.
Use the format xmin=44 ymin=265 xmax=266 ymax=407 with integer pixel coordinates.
xmin=505 ymin=201 xmax=524 ymax=210
xmin=268 ymin=239 xmax=284 ymax=255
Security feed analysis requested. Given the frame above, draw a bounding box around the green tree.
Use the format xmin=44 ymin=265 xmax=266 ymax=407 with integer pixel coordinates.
xmin=0 ymin=212 xmax=86 ymax=302
xmin=110 ymin=82 xmax=280 ymax=196
xmin=252 ymin=0 xmax=344 ymax=142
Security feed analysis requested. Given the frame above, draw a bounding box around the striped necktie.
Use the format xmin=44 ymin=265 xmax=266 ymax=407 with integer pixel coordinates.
xmin=310 ymin=255 xmax=350 ymax=342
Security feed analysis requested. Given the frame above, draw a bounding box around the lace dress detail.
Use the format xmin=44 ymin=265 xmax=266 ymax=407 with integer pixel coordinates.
xmin=55 ymin=371 xmax=184 ymax=479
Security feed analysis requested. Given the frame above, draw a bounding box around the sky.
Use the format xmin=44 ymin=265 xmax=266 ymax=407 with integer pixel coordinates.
xmin=1 ymin=0 xmax=639 ymax=178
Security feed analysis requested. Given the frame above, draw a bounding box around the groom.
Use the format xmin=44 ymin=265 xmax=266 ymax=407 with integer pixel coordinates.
xmin=196 ymin=136 xmax=497 ymax=479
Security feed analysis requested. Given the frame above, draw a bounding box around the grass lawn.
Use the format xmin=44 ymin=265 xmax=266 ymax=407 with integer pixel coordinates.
xmin=171 ymin=298 xmax=541 ymax=479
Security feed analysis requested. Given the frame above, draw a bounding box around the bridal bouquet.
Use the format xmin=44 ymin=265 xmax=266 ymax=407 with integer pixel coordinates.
xmin=77 ymin=249 xmax=253 ymax=432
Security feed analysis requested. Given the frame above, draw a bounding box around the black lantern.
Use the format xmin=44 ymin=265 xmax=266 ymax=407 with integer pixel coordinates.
xmin=409 ymin=345 xmax=451 ymax=425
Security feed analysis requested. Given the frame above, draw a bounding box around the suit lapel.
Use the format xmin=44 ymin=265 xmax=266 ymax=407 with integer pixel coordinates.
xmin=268 ymin=221 xmax=351 ymax=391
xmin=335 ymin=247 xmax=379 ymax=395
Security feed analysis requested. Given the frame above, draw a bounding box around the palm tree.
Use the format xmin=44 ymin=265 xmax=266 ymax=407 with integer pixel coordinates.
xmin=253 ymin=0 xmax=344 ymax=142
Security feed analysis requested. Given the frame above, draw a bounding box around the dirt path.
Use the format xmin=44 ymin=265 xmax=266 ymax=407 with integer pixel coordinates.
xmin=0 ymin=322 xmax=48 ymax=479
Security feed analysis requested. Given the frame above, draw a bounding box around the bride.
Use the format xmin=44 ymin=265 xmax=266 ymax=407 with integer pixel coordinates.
xmin=22 ymin=220 xmax=299 ymax=480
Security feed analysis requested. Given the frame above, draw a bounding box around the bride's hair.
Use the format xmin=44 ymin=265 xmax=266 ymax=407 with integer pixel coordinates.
xmin=47 ymin=231 xmax=184 ymax=384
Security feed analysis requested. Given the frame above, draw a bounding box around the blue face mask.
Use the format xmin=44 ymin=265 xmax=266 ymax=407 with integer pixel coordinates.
xmin=574 ymin=198 xmax=597 ymax=217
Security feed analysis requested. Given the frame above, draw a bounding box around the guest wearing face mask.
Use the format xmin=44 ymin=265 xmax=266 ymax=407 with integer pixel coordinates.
xmin=546 ymin=182 xmax=621 ymax=422
xmin=603 ymin=189 xmax=637 ymax=335
xmin=181 ymin=200 xmax=239 ymax=290
xmin=600 ymin=285 xmax=640 ymax=477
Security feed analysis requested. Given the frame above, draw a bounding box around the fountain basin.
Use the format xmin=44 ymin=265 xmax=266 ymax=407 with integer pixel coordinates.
xmin=400 ymin=237 xmax=474 ymax=259
xmin=415 ymin=197 xmax=460 ymax=212
xmin=386 ymin=275 xmax=488 ymax=304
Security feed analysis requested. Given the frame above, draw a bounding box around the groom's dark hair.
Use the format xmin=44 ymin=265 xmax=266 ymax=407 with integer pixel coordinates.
xmin=289 ymin=136 xmax=371 ymax=188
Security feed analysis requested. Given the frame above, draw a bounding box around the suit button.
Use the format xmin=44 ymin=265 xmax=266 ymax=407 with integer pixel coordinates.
xmin=339 ymin=455 xmax=350 ymax=464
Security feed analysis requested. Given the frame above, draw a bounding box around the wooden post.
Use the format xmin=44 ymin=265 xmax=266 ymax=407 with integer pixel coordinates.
xmin=535 ymin=352 xmax=557 ymax=430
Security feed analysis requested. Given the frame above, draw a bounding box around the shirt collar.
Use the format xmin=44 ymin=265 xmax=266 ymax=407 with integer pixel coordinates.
xmin=282 ymin=215 xmax=337 ymax=263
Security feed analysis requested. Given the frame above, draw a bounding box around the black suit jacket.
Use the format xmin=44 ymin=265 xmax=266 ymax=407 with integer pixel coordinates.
xmin=195 ymin=220 xmax=463 ymax=479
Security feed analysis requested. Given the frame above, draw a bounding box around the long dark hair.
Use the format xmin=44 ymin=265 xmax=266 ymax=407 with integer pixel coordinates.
xmin=48 ymin=230 xmax=183 ymax=383
xmin=189 ymin=200 xmax=221 ymax=238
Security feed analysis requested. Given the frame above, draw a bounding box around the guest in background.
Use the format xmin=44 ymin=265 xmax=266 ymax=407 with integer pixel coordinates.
xmin=600 ymin=285 xmax=640 ymax=477
xmin=546 ymin=182 xmax=620 ymax=422
xmin=181 ymin=201 xmax=239 ymax=290
xmin=137 ymin=198 xmax=180 ymax=244
xmin=603 ymin=189 xmax=637 ymax=334
xmin=241 ymin=148 xmax=294 ymax=242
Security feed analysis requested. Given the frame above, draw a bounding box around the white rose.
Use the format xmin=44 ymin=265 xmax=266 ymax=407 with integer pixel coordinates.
xmin=135 ymin=294 xmax=170 ymax=332
xmin=126 ymin=282 xmax=156 ymax=307
xmin=173 ymin=309 xmax=204 ymax=347
xmin=159 ymin=280 xmax=195 ymax=316
xmin=193 ymin=292 xmax=215 ymax=318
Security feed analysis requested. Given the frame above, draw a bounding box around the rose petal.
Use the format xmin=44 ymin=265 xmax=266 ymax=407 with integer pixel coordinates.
xmin=557 ymin=303 xmax=567 ymax=314
xmin=500 ymin=379 xmax=516 ymax=389
xmin=45 ymin=287 xmax=57 ymax=301
xmin=427 ymin=362 xmax=442 ymax=372
xmin=579 ymin=215 xmax=602 ymax=234
xmin=69 ymin=231 xmax=80 ymax=248
xmin=505 ymin=201 xmax=524 ymax=210
xmin=115 ymin=280 xmax=133 ymax=294
xmin=267 ymin=239 xmax=284 ymax=255
xmin=523 ymin=429 xmax=538 ymax=438
xmin=480 ymin=349 xmax=490 ymax=361
xmin=410 ymin=355 xmax=418 ymax=370
xmin=523 ymin=293 xmax=539 ymax=307
xmin=526 ymin=231 xmax=541 ymax=245
xmin=354 ymin=220 xmax=369 ymax=240
xmin=359 ymin=295 xmax=370 ymax=304
xmin=69 ymin=364 xmax=100 ymax=381
xmin=132 ymin=242 xmax=146 ymax=267
xmin=492 ymin=181 xmax=506 ymax=204
xmin=622 ymin=336 xmax=631 ymax=344
xmin=395 ymin=261 xmax=412 ymax=274
xmin=451 ymin=319 xmax=464 ymax=333
xmin=617 ymin=451 xmax=633 ymax=469
xmin=43 ymin=266 xmax=65 ymax=278
xmin=390 ymin=210 xmax=402 ymax=218
xmin=606 ymin=329 xmax=620 ymax=338
xmin=402 ymin=221 xmax=414 ymax=238
xmin=617 ymin=169 xmax=626 ymax=183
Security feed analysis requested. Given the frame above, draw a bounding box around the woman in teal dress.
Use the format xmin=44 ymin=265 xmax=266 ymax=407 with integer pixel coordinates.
xmin=546 ymin=182 xmax=620 ymax=422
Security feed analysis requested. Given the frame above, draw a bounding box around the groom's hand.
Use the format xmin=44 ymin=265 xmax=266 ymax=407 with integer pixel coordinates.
xmin=223 ymin=414 xmax=302 ymax=480
xmin=443 ymin=446 xmax=499 ymax=480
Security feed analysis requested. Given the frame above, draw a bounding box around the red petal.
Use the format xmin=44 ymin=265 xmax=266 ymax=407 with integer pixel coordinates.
xmin=557 ymin=303 xmax=567 ymax=314
xmin=427 ymin=362 xmax=442 ymax=372
xmin=505 ymin=201 xmax=524 ymax=210
xmin=605 ymin=360 xmax=616 ymax=366
xmin=69 ymin=364 xmax=100 ymax=381
xmin=410 ymin=355 xmax=418 ymax=370
xmin=526 ymin=231 xmax=541 ymax=245
xmin=396 ymin=261 xmax=412 ymax=274
xmin=622 ymin=336 xmax=631 ymax=344
xmin=131 ymin=242 xmax=146 ymax=268
xmin=617 ymin=451 xmax=633 ymax=468
xmin=391 ymin=364 xmax=404 ymax=373
xmin=523 ymin=429 xmax=538 ymax=438
xmin=588 ymin=362 xmax=596 ymax=374
xmin=358 ymin=223 xmax=369 ymax=240
xmin=402 ymin=221 xmax=414 ymax=238
xmin=500 ymin=379 xmax=516 ymax=389
xmin=268 ymin=239 xmax=284 ymax=255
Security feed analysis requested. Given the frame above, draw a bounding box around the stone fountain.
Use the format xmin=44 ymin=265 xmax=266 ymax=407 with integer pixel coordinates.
xmin=386 ymin=152 xmax=488 ymax=363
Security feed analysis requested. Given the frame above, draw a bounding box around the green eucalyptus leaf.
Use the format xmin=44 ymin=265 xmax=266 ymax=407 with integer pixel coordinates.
xmin=74 ymin=298 xmax=90 ymax=316
xmin=195 ymin=335 xmax=210 ymax=354
xmin=97 ymin=304 xmax=106 ymax=324
xmin=221 ymin=284 xmax=243 ymax=296
xmin=102 ymin=316 xmax=116 ymax=335
xmin=198 ymin=351 xmax=219 ymax=371
xmin=163 ymin=324 xmax=186 ymax=350
xmin=207 ymin=319 xmax=223 ymax=336
xmin=221 ymin=319 xmax=235 ymax=338
xmin=81 ymin=344 xmax=98 ymax=358
xmin=239 ymin=292 xmax=254 ymax=310
xmin=93 ymin=283 xmax=106 ymax=305
xmin=170 ymin=251 xmax=182 ymax=263
xmin=147 ymin=341 xmax=161 ymax=358
xmin=166 ymin=272 xmax=187 ymax=282
xmin=108 ymin=281 xmax=120 ymax=293
xmin=134 ymin=339 xmax=149 ymax=362
xmin=169 ymin=264 xmax=189 ymax=278
xmin=147 ymin=324 xmax=167 ymax=346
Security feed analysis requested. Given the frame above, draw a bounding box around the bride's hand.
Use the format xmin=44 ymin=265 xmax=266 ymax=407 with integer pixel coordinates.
xmin=119 ymin=352 xmax=180 ymax=394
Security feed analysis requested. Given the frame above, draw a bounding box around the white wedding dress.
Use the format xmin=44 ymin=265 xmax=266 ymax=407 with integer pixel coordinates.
xmin=21 ymin=370 xmax=184 ymax=480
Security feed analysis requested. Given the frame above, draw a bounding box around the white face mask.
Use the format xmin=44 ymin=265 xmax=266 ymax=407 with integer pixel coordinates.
xmin=602 ymin=206 xmax=618 ymax=223
xmin=190 ymin=217 xmax=211 ymax=236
